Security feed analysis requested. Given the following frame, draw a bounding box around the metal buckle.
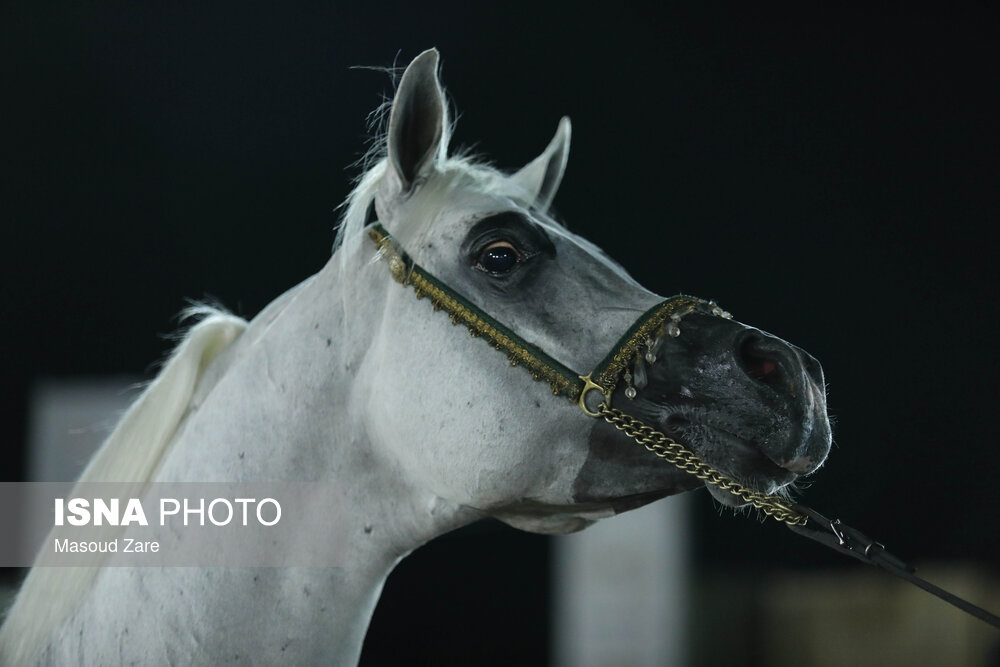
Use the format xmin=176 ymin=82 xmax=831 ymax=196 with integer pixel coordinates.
xmin=578 ymin=374 xmax=610 ymax=418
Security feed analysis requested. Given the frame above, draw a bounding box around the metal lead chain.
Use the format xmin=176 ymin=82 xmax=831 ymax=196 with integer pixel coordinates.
xmin=597 ymin=403 xmax=808 ymax=526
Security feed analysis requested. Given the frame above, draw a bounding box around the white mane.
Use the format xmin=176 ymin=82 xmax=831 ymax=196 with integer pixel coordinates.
xmin=0 ymin=309 xmax=247 ymax=666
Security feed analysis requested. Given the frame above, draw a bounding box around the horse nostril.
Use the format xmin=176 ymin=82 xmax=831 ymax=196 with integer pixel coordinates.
xmin=737 ymin=334 xmax=785 ymax=388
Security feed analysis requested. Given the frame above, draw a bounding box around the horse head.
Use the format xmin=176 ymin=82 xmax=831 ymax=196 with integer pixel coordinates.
xmin=351 ymin=49 xmax=832 ymax=535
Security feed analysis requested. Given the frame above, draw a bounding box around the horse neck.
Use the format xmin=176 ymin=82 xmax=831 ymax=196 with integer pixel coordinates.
xmin=74 ymin=257 xmax=477 ymax=663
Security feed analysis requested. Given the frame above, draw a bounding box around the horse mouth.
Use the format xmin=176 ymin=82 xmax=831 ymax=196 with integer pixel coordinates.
xmin=658 ymin=415 xmax=799 ymax=506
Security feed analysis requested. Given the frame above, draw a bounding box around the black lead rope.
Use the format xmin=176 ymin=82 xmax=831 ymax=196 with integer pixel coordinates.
xmin=788 ymin=503 xmax=1000 ymax=630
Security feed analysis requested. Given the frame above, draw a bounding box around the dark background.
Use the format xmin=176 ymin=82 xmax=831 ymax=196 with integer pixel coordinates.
xmin=2 ymin=3 xmax=997 ymax=664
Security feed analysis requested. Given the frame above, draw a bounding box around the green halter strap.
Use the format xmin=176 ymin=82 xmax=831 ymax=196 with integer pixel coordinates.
xmin=368 ymin=223 xmax=724 ymax=410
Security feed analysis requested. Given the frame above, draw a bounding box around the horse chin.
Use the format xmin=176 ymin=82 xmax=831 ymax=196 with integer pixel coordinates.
xmin=492 ymin=489 xmax=678 ymax=535
xmin=494 ymin=513 xmax=600 ymax=535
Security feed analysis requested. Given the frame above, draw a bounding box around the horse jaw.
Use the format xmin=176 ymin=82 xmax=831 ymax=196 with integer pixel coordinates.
xmin=490 ymin=488 xmax=687 ymax=535
xmin=492 ymin=509 xmax=606 ymax=535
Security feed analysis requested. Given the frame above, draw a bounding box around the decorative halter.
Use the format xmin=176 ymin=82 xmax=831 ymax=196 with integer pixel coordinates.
xmin=368 ymin=222 xmax=1000 ymax=629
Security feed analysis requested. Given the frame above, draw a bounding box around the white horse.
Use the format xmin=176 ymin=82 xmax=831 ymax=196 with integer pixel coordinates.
xmin=0 ymin=49 xmax=831 ymax=665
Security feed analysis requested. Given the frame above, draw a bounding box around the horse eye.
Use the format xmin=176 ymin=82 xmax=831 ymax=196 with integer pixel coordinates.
xmin=476 ymin=240 xmax=522 ymax=275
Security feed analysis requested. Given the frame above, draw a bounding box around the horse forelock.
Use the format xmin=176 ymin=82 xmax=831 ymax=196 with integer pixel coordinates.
xmin=333 ymin=72 xmax=597 ymax=277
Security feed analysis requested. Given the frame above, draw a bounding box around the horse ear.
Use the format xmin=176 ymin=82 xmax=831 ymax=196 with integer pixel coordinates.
xmin=510 ymin=117 xmax=571 ymax=212
xmin=385 ymin=48 xmax=448 ymax=194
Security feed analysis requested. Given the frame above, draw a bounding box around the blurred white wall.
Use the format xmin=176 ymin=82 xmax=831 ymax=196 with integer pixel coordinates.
xmin=26 ymin=377 xmax=140 ymax=482
xmin=553 ymin=495 xmax=691 ymax=667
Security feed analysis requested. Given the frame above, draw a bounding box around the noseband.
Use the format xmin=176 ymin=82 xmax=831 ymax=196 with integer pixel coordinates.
xmin=368 ymin=222 xmax=1000 ymax=629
